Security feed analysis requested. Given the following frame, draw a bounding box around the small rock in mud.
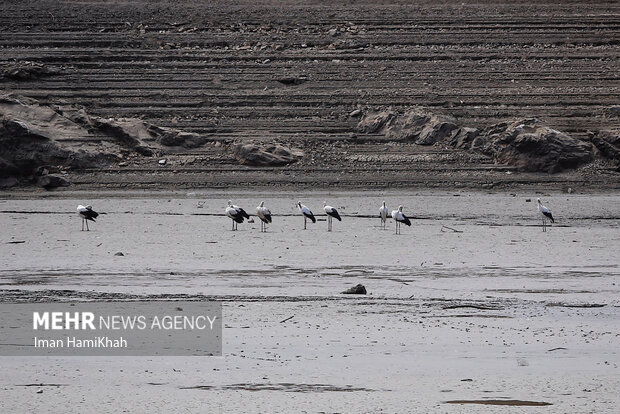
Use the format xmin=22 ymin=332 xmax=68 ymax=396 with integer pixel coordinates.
xmin=114 ymin=252 xmax=125 ymax=256
xmin=341 ymin=284 xmax=367 ymax=294
xmin=276 ymin=77 xmax=307 ymax=86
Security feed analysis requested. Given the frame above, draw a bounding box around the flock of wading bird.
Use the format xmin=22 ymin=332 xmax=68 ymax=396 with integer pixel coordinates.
xmin=77 ymin=198 xmax=556 ymax=234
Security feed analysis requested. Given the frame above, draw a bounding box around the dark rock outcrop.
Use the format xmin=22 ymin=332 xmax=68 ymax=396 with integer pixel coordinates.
xmin=37 ymin=175 xmax=70 ymax=189
xmin=148 ymin=125 xmax=206 ymax=149
xmin=591 ymin=129 xmax=620 ymax=169
xmin=472 ymin=119 xmax=593 ymax=173
xmin=1 ymin=62 xmax=58 ymax=81
xmin=357 ymin=108 xmax=460 ymax=145
xmin=357 ymin=109 xmax=595 ymax=173
xmin=0 ymin=95 xmax=120 ymax=178
xmin=69 ymin=109 xmax=205 ymax=150
xmin=231 ymin=142 xmax=303 ymax=166
xmin=0 ymin=176 xmax=19 ymax=188
xmin=356 ymin=110 xmax=396 ymax=134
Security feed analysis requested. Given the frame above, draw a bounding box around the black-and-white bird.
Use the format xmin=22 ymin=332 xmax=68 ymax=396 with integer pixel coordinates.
xmin=391 ymin=205 xmax=411 ymax=234
xmin=323 ymin=201 xmax=342 ymax=232
xmin=77 ymin=204 xmax=98 ymax=231
xmin=379 ymin=201 xmax=389 ymax=229
xmin=226 ymin=200 xmax=249 ymax=231
xmin=297 ymin=201 xmax=315 ymax=230
xmin=256 ymin=201 xmax=272 ymax=232
xmin=537 ymin=198 xmax=555 ymax=232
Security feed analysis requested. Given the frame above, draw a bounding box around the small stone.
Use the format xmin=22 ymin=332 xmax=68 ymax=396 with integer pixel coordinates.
xmin=158 ymin=159 xmax=167 ymax=165
xmin=341 ymin=284 xmax=367 ymax=295
xmin=114 ymin=252 xmax=124 ymax=256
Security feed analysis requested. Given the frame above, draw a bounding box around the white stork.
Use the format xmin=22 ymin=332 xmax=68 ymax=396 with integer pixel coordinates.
xmin=226 ymin=200 xmax=249 ymax=231
xmin=256 ymin=201 xmax=272 ymax=232
xmin=323 ymin=201 xmax=342 ymax=232
xmin=297 ymin=201 xmax=315 ymax=230
xmin=379 ymin=201 xmax=389 ymax=229
xmin=391 ymin=205 xmax=411 ymax=234
xmin=537 ymin=198 xmax=555 ymax=232
xmin=77 ymin=204 xmax=98 ymax=231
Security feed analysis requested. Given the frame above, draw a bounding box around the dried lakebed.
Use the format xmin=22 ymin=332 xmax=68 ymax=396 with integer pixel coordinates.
xmin=0 ymin=190 xmax=619 ymax=412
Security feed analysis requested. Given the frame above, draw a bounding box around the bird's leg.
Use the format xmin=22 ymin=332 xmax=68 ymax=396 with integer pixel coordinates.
xmin=304 ymin=216 xmax=306 ymax=230
xmin=328 ymin=216 xmax=331 ymax=232
xmin=86 ymin=220 xmax=89 ymax=231
xmin=81 ymin=219 xmax=84 ymax=231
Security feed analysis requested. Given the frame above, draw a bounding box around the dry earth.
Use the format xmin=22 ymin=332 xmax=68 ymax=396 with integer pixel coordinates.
xmin=1 ymin=0 xmax=619 ymax=189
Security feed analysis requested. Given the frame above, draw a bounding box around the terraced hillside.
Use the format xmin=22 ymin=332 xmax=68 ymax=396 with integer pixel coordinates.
xmin=1 ymin=0 xmax=619 ymax=189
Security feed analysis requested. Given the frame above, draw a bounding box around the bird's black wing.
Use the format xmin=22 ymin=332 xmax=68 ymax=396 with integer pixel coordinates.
xmin=238 ymin=208 xmax=250 ymax=219
xmin=232 ymin=214 xmax=244 ymax=223
xmin=304 ymin=212 xmax=316 ymax=223
xmin=543 ymin=211 xmax=554 ymax=223
xmin=329 ymin=209 xmax=342 ymax=221
xmin=84 ymin=209 xmax=98 ymax=221
xmin=263 ymin=213 xmax=272 ymax=223
xmin=402 ymin=215 xmax=412 ymax=226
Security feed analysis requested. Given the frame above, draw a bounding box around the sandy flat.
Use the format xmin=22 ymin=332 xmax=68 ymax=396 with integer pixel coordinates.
xmin=0 ymin=190 xmax=619 ymax=413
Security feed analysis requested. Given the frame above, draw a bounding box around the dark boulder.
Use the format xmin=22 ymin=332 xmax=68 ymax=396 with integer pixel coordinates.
xmin=357 ymin=109 xmax=459 ymax=145
xmin=446 ymin=127 xmax=480 ymax=149
xmin=475 ymin=119 xmax=593 ymax=173
xmin=356 ymin=110 xmax=397 ymax=134
xmin=154 ymin=127 xmax=206 ymax=148
xmin=231 ymin=142 xmax=303 ymax=166
xmin=0 ymin=176 xmax=19 ymax=188
xmin=591 ymin=129 xmax=620 ymax=168
xmin=37 ymin=175 xmax=70 ymax=189
xmin=341 ymin=284 xmax=367 ymax=295
xmin=277 ymin=77 xmax=308 ymax=86
xmin=1 ymin=62 xmax=58 ymax=81
xmin=357 ymin=108 xmax=595 ymax=172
